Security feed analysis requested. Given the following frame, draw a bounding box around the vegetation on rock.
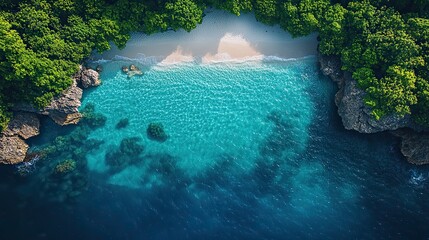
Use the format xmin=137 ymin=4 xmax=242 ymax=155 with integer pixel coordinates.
xmin=40 ymin=103 xmax=106 ymax=162
xmin=80 ymin=103 xmax=107 ymax=129
xmin=0 ymin=0 xmax=428 ymax=129
xmin=54 ymin=159 xmax=77 ymax=175
xmin=147 ymin=122 xmax=168 ymax=142
xmin=105 ymin=137 xmax=144 ymax=170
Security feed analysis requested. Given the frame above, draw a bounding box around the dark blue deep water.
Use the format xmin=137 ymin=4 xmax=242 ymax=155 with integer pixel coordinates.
xmin=1 ymin=57 xmax=429 ymax=240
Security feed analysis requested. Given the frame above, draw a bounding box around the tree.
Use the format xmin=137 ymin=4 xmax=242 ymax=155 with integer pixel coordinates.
xmin=1 ymin=0 xmax=429 ymax=131
xmin=318 ymin=3 xmax=347 ymax=55
xmin=365 ymin=65 xmax=418 ymax=119
xmin=253 ymin=0 xmax=278 ymax=25
xmin=279 ymin=0 xmax=330 ymax=37
xmin=165 ymin=0 xmax=203 ymax=32
xmin=208 ymin=0 xmax=252 ymax=16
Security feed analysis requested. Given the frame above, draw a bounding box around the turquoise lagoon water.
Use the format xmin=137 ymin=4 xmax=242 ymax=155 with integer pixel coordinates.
xmin=1 ymin=56 xmax=429 ymax=239
xmin=85 ymin=59 xmax=315 ymax=183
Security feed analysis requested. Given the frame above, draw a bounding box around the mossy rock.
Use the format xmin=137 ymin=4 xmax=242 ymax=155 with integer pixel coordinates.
xmin=119 ymin=137 xmax=144 ymax=155
xmin=54 ymin=159 xmax=77 ymax=175
xmin=147 ymin=123 xmax=168 ymax=142
xmin=105 ymin=137 xmax=144 ymax=168
xmin=80 ymin=103 xmax=107 ymax=129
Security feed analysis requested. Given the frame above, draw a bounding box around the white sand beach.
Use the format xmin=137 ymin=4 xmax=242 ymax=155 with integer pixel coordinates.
xmin=94 ymin=10 xmax=318 ymax=64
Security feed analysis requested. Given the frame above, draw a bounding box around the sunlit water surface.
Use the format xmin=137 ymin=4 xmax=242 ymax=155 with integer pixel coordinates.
xmin=1 ymin=57 xmax=429 ymax=240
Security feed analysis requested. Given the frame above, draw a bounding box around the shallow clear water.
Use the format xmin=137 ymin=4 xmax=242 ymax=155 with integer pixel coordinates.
xmin=85 ymin=59 xmax=315 ymax=181
xmin=1 ymin=57 xmax=429 ymax=240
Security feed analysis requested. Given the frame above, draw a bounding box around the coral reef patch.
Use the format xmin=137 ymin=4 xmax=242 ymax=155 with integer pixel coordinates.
xmin=115 ymin=118 xmax=129 ymax=129
xmin=147 ymin=123 xmax=168 ymax=142
xmin=105 ymin=137 xmax=145 ymax=170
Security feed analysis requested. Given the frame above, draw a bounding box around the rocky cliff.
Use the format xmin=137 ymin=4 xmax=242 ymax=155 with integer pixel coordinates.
xmin=319 ymin=55 xmax=416 ymax=133
xmin=319 ymin=54 xmax=429 ymax=165
xmin=392 ymin=129 xmax=429 ymax=165
xmin=75 ymin=65 xmax=101 ymax=89
xmin=0 ymin=112 xmax=40 ymax=164
xmin=2 ymin=112 xmax=40 ymax=139
xmin=0 ymin=66 xmax=100 ymax=164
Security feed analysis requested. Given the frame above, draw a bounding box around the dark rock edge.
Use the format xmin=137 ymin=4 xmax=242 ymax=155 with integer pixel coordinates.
xmin=319 ymin=54 xmax=429 ymax=165
xmin=2 ymin=56 xmax=428 ymax=165
xmin=0 ymin=66 xmax=101 ymax=164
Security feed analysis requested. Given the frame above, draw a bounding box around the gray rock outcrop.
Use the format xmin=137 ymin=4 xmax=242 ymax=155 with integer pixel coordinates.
xmin=392 ymin=129 xmax=429 ymax=165
xmin=319 ymin=54 xmax=429 ymax=165
xmin=338 ymin=73 xmax=413 ymax=133
xmin=3 ymin=79 xmax=82 ymax=163
xmin=75 ymin=65 xmax=101 ymax=88
xmin=0 ymin=135 xmax=29 ymax=164
xmin=3 ymin=112 xmax=40 ymax=139
xmin=0 ymin=112 xmax=40 ymax=164
xmin=13 ymin=78 xmax=83 ymax=126
xmin=319 ymin=54 xmax=413 ymax=133
xmin=122 ymin=64 xmax=143 ymax=78
xmin=42 ymin=79 xmax=83 ymax=125
xmin=1 ymin=65 xmax=102 ymax=164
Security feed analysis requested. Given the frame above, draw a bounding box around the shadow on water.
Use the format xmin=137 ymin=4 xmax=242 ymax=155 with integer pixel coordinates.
xmin=303 ymin=64 xmax=429 ymax=239
xmin=104 ymin=137 xmax=145 ymax=173
xmin=252 ymin=110 xmax=301 ymax=194
xmin=3 ymin=61 xmax=429 ymax=240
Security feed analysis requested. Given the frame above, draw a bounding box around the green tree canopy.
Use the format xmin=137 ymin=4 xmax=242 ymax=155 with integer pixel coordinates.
xmin=0 ymin=0 xmax=429 ymax=131
xmin=165 ymin=0 xmax=203 ymax=32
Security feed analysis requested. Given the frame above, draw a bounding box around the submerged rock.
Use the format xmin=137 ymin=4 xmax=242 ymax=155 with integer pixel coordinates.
xmin=40 ymin=158 xmax=89 ymax=202
xmin=54 ymin=159 xmax=77 ymax=175
xmin=119 ymin=137 xmax=145 ymax=155
xmin=115 ymin=118 xmax=129 ymax=129
xmin=393 ymin=129 xmax=429 ymax=165
xmin=127 ymin=70 xmax=143 ymax=78
xmin=147 ymin=123 xmax=168 ymax=142
xmin=80 ymin=103 xmax=107 ymax=129
xmin=105 ymin=137 xmax=144 ymax=169
xmin=0 ymin=135 xmax=28 ymax=164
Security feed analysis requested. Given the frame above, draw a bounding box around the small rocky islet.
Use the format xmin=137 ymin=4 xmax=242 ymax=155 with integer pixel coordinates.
xmin=121 ymin=64 xmax=143 ymax=78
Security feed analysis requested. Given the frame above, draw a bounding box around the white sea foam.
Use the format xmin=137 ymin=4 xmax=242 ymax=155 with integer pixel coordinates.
xmin=91 ymin=54 xmax=316 ymax=69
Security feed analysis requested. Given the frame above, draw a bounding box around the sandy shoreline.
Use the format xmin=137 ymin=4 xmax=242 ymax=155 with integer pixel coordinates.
xmin=94 ymin=10 xmax=318 ymax=64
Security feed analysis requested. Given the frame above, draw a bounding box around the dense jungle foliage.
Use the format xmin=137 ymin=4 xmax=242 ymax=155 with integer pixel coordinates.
xmin=0 ymin=0 xmax=428 ymax=130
